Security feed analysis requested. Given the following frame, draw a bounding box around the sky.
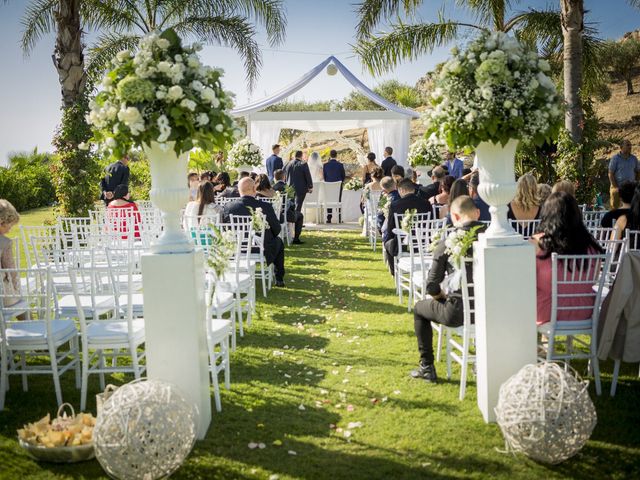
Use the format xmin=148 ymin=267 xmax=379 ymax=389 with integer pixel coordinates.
xmin=1 ymin=0 xmax=639 ymax=166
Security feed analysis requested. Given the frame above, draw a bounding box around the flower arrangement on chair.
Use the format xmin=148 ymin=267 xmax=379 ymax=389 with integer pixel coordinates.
xmin=344 ymin=178 xmax=364 ymax=191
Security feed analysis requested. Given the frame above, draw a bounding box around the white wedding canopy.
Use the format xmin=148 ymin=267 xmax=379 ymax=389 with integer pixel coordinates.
xmin=230 ymin=56 xmax=420 ymax=166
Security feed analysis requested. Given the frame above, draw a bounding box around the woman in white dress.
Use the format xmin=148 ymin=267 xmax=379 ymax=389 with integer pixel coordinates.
xmin=183 ymin=182 xmax=222 ymax=231
xmin=307 ymin=151 xmax=324 ymax=182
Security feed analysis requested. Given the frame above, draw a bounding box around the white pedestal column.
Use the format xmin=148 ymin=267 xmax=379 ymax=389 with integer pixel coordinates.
xmin=142 ymin=249 xmax=211 ymax=439
xmin=473 ymin=235 xmax=537 ymax=423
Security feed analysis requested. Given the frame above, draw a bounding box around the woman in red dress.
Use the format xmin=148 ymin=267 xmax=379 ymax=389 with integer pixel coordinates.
xmin=107 ymin=184 xmax=142 ymax=239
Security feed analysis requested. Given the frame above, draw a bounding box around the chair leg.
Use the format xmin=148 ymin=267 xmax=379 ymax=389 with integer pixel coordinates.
xmin=0 ymin=347 xmax=8 ymax=410
xmin=223 ymin=336 xmax=231 ymax=390
xmin=610 ymin=359 xmax=620 ymax=397
xmin=98 ymin=350 xmax=106 ymax=391
xmin=50 ymin=344 xmax=63 ymax=407
xmin=21 ymin=353 xmax=28 ymax=392
xmin=446 ymin=329 xmax=452 ymax=380
xmin=435 ymin=326 xmax=443 ymax=363
xmin=73 ymin=336 xmax=81 ymax=389
xmin=210 ymin=348 xmax=222 ymax=413
xmin=260 ymin=260 xmax=267 ymax=297
xmin=591 ymin=346 xmax=602 ymax=396
xmin=459 ymin=335 xmax=469 ymax=401
xmin=80 ymin=352 xmax=90 ymax=411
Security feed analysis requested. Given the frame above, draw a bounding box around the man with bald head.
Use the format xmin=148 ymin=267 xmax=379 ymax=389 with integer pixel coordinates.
xmin=222 ymin=177 xmax=286 ymax=286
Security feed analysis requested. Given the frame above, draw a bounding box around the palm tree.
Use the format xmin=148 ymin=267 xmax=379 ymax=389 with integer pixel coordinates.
xmin=560 ymin=0 xmax=584 ymax=147
xmin=21 ymin=0 xmax=287 ymax=90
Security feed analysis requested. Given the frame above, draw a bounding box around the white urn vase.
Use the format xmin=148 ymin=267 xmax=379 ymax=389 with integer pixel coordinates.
xmin=475 ymin=138 xmax=519 ymax=239
xmin=143 ymin=141 xmax=193 ymax=254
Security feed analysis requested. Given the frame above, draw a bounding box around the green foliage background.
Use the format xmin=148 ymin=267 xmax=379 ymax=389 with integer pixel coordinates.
xmin=0 ymin=150 xmax=57 ymax=212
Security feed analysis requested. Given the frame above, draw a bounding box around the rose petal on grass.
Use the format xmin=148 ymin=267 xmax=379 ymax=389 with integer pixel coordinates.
xmin=258 ymin=443 xmax=266 ymax=449
xmin=346 ymin=404 xmax=354 ymax=412
xmin=248 ymin=442 xmax=258 ymax=449
xmin=347 ymin=421 xmax=363 ymax=429
xmin=343 ymin=430 xmax=352 ymax=438
xmin=298 ymin=404 xmax=306 ymax=411
xmin=288 ymin=450 xmax=297 ymax=456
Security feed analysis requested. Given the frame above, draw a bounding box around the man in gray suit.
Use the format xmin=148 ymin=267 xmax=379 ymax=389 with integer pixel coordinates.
xmin=283 ymin=150 xmax=313 ymax=244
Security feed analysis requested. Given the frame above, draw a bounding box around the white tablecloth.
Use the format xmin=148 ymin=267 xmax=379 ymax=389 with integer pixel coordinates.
xmin=341 ymin=189 xmax=362 ymax=222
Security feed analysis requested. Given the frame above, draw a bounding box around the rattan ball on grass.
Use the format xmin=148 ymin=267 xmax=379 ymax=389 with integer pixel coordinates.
xmin=495 ymin=362 xmax=596 ymax=464
xmin=93 ymin=379 xmax=198 ymax=480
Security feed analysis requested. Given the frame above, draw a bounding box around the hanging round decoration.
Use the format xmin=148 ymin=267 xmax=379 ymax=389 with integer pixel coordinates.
xmin=326 ymin=64 xmax=338 ymax=76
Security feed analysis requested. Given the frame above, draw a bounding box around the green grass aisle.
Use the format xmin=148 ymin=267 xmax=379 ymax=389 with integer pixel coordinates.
xmin=1 ymin=229 xmax=639 ymax=479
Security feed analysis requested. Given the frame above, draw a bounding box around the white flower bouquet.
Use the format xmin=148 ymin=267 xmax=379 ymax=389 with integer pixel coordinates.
xmin=444 ymin=225 xmax=484 ymax=289
xmin=426 ymin=31 xmax=563 ymax=149
xmin=86 ymin=29 xmax=237 ymax=157
xmin=206 ymin=226 xmax=237 ymax=279
xmin=344 ymin=177 xmax=364 ymax=191
xmin=407 ymin=137 xmax=443 ymax=167
xmin=378 ymin=194 xmax=391 ymax=218
xmin=227 ymin=138 xmax=263 ymax=169
xmin=401 ymin=208 xmax=417 ymax=233
xmin=248 ymin=207 xmax=266 ymax=233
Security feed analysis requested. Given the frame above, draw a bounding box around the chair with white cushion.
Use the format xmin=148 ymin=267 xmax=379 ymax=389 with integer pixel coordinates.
xmin=537 ymin=252 xmax=611 ymax=396
xmin=0 ymin=268 xmax=79 ymax=410
xmin=303 ymin=182 xmax=324 ymax=224
xmin=322 ymin=181 xmax=343 ymax=223
xmin=365 ymin=190 xmax=382 ymax=251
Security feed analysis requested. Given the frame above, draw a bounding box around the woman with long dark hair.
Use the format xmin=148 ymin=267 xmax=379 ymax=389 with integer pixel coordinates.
xmin=183 ymin=181 xmax=221 ymax=230
xmin=614 ymin=184 xmax=640 ymax=248
xmin=531 ymin=192 xmax=603 ymax=325
xmin=442 ymin=178 xmax=469 ymax=223
xmin=255 ymin=173 xmax=276 ymax=198
xmin=213 ymin=172 xmax=233 ymax=197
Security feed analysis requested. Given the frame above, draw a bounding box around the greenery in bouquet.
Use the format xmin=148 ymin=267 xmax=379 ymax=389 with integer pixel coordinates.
xmin=344 ymin=177 xmax=364 ymax=191
xmin=248 ymin=207 xmax=266 ymax=233
xmin=206 ymin=226 xmax=237 ymax=279
xmin=407 ymin=137 xmax=443 ymax=167
xmin=227 ymin=138 xmax=263 ymax=169
xmin=85 ymin=29 xmax=238 ymax=158
xmin=378 ymin=194 xmax=391 ymax=218
xmin=427 ymin=226 xmax=448 ymax=253
xmin=401 ymin=208 xmax=417 ymax=233
xmin=426 ymin=31 xmax=563 ymax=149
xmin=284 ymin=184 xmax=296 ymax=199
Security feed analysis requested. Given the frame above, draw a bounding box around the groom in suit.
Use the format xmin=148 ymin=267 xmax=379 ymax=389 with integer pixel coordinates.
xmin=322 ymin=149 xmax=346 ymax=223
xmin=380 ymin=146 xmax=397 ymax=177
xmin=283 ymin=151 xmax=313 ymax=243
xmin=265 ymin=144 xmax=283 ymax=183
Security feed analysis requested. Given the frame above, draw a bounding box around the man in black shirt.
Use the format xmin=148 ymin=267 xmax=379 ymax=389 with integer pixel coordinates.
xmin=380 ymin=146 xmax=397 ymax=177
xmin=601 ymin=180 xmax=636 ymax=228
xmin=421 ymin=166 xmax=445 ymax=202
xmin=100 ymin=155 xmax=130 ymax=203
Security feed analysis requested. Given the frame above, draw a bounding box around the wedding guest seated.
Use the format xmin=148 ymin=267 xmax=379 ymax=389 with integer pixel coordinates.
xmin=272 ymin=169 xmax=287 ymax=192
xmin=406 ymin=167 xmax=428 ymax=200
xmin=430 ymin=175 xmax=455 ymax=208
xmin=224 ymin=171 xmax=250 ymax=198
xmin=391 ymin=165 xmax=405 ymax=188
xmin=222 ymin=178 xmax=286 ymax=287
xmin=377 ymin=176 xmax=400 ymax=234
xmin=601 ymin=180 xmax=635 ymax=228
xmin=362 ymin=152 xmax=379 ymax=185
xmin=188 ymin=172 xmax=199 ymax=201
xmin=423 ymin=166 xmax=445 ymax=202
xmin=363 ymin=167 xmax=384 ymax=193
xmin=383 ymin=179 xmax=431 ymax=276
xmin=107 ymin=184 xmax=142 ymax=239
xmin=537 ymin=183 xmax=552 ymax=205
xmin=213 ymin=172 xmax=234 ymax=197
xmin=552 ymin=179 xmax=575 ymax=197
xmin=508 ymin=173 xmax=541 ymax=221
xmin=0 ymin=199 xmax=21 ymax=307
xmin=411 ymin=196 xmax=486 ymax=382
xmin=183 ymin=182 xmax=222 ymax=230
xmin=531 ymin=192 xmax=603 ymax=326
xmin=200 ymin=171 xmax=214 ymax=183
xmin=443 ymin=179 xmax=469 ymax=224
xmin=614 ymin=184 xmax=640 ymax=247
xmin=256 ymin=173 xmax=276 ymax=198
xmin=468 ymin=172 xmax=490 ymax=221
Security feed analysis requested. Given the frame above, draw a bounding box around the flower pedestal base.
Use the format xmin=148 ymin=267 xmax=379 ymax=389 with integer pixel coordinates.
xmin=141 ymin=249 xmax=211 ymax=439
xmin=473 ymin=234 xmax=537 ymax=422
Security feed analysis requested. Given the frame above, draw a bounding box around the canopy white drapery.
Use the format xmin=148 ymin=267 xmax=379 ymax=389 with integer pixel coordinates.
xmin=230 ymin=56 xmax=419 ymax=167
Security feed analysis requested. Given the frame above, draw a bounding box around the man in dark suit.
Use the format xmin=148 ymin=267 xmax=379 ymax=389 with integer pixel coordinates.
xmin=273 ymin=169 xmax=304 ymax=243
xmin=283 ymin=151 xmax=313 ymax=243
xmin=265 ymin=144 xmax=283 ymax=183
xmin=421 ymin=166 xmax=445 ymax=202
xmin=377 ymin=176 xmax=400 ymax=235
xmin=322 ymin=149 xmax=346 ymax=223
xmin=383 ymin=178 xmax=430 ymax=275
xmin=380 ymin=146 xmax=397 ymax=177
xmin=222 ymin=178 xmax=286 ymax=287
xmin=222 ymin=171 xmax=250 ymax=198
xmin=100 ymin=155 xmax=130 ymax=203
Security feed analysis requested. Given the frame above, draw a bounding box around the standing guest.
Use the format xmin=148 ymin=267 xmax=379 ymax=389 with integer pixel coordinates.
xmin=363 ymin=167 xmax=384 ymax=194
xmin=362 ymin=152 xmax=378 ymax=185
xmin=274 ymin=170 xmax=304 ymax=244
xmin=444 ymin=151 xmax=464 ymax=179
xmin=200 ymin=171 xmax=213 ymax=183
xmin=380 ymin=147 xmax=397 ymax=177
xmin=601 ymin=181 xmax=635 ymax=228
xmin=307 ymin=151 xmax=324 ymax=182
xmin=608 ymin=140 xmax=639 ymax=209
xmin=390 ymin=165 xmax=405 ymax=188
xmin=323 ymin=149 xmax=346 ymax=223
xmin=383 ymin=179 xmax=431 ymax=275
xmin=265 ymin=144 xmax=283 ymax=183
xmin=552 ymin=180 xmax=576 ymax=197
xmin=100 ymin=154 xmax=130 ymax=204
xmin=377 ymin=176 xmax=400 ymax=233
xmin=255 ymin=173 xmax=276 ymax=198
xmin=442 ymin=179 xmax=469 ymax=222
xmin=222 ymin=178 xmax=286 ymax=287
xmin=422 ymin=166 xmax=445 ymax=202
xmin=107 ymin=184 xmax=142 ymax=239
xmin=188 ymin=172 xmax=200 ymax=201
xmin=410 ymin=196 xmax=486 ymax=382
xmin=183 ymin=182 xmax=221 ymax=230
xmin=0 ymin=199 xmax=21 ymax=307
xmin=284 ymin=150 xmax=313 ymax=243
xmin=537 ymin=183 xmax=553 ymax=205
xmin=508 ymin=173 xmax=541 ymax=221
xmin=531 ymin=192 xmax=603 ymax=326
xmin=468 ymin=172 xmax=491 ymax=222
xmin=614 ymin=184 xmax=640 ymax=243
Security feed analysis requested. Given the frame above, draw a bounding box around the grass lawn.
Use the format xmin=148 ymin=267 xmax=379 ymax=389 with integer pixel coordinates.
xmin=0 ymin=221 xmax=639 ymax=479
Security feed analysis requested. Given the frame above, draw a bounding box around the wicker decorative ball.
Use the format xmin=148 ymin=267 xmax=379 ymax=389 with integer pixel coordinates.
xmin=495 ymin=362 xmax=596 ymax=464
xmin=93 ymin=379 xmax=198 ymax=480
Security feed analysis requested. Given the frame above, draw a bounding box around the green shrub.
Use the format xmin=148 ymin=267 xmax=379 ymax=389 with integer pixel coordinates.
xmin=0 ymin=150 xmax=57 ymax=212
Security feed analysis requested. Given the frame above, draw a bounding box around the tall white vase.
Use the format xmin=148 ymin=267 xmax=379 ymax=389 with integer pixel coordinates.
xmin=143 ymin=141 xmax=193 ymax=254
xmin=475 ymin=139 xmax=519 ymax=240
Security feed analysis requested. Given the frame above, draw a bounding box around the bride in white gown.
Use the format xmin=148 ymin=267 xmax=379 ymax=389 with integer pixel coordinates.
xmin=307 ymin=151 xmax=323 ymax=182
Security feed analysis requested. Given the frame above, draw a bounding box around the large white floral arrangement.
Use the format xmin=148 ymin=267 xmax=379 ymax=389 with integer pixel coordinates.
xmin=425 ymin=31 xmax=563 ymax=149
xmin=85 ymin=29 xmax=237 ymax=157
xmin=407 ymin=137 xmax=443 ymax=167
xmin=226 ymin=138 xmax=263 ymax=169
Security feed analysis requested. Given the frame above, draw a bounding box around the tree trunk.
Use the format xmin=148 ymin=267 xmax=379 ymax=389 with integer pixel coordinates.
xmin=560 ymin=0 xmax=584 ymax=166
xmin=54 ymin=0 xmax=86 ymax=108
xmin=626 ymin=76 xmax=635 ymax=95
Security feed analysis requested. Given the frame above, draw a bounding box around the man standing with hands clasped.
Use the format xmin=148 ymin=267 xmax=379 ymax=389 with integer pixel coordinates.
xmin=100 ymin=154 xmax=130 ymax=204
xmin=608 ymin=140 xmax=639 ymax=209
xmin=265 ymin=144 xmax=283 ymax=183
xmin=284 ymin=150 xmax=313 ymax=244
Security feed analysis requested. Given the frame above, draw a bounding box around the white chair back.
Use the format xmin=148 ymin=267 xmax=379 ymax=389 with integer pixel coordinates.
xmin=510 ymin=219 xmax=540 ymax=239
xmin=589 ymin=227 xmax=615 ymax=247
xmin=626 ymin=229 xmax=640 ymax=252
xmin=583 ymin=210 xmax=605 ymax=229
xmin=322 ymin=181 xmax=342 ymax=204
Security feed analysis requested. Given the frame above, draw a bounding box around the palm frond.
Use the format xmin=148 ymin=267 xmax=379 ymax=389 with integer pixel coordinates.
xmin=80 ymin=0 xmax=147 ymax=33
xmin=170 ymin=15 xmax=262 ymax=91
xmin=627 ymin=0 xmax=640 ymax=8
xmin=86 ymin=32 xmax=141 ymax=82
xmin=20 ymin=0 xmax=57 ymax=54
xmin=354 ymin=20 xmax=486 ymax=75
xmin=355 ymin=0 xmax=423 ymax=40
xmin=458 ymin=0 xmax=514 ymax=31
xmin=508 ymin=8 xmax=562 ymax=51
xmin=226 ymin=0 xmax=287 ymax=47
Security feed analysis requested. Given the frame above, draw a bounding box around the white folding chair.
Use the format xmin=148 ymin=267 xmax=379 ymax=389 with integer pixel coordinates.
xmin=393 ymin=212 xmax=431 ymax=308
xmin=230 ymin=214 xmax=272 ymax=298
xmin=365 ymin=191 xmax=382 ymax=251
xmin=625 ymin=229 xmax=640 ymax=252
xmin=0 ymin=268 xmax=79 ymax=410
xmin=445 ymin=258 xmax=476 ymax=400
xmin=510 ymin=219 xmax=540 ymax=239
xmin=589 ymin=227 xmax=615 ymax=247
xmin=58 ymin=217 xmax=92 ymax=249
xmin=583 ymin=210 xmax=606 ymax=230
xmin=323 ymin=181 xmax=343 ymax=223
xmin=135 ymin=200 xmax=154 ymax=209
xmin=204 ymin=273 xmax=231 ymax=412
xmin=537 ymin=252 xmax=611 ymax=396
xmin=303 ymin=182 xmax=324 ymax=224
xmin=20 ymin=225 xmax=61 ymax=269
